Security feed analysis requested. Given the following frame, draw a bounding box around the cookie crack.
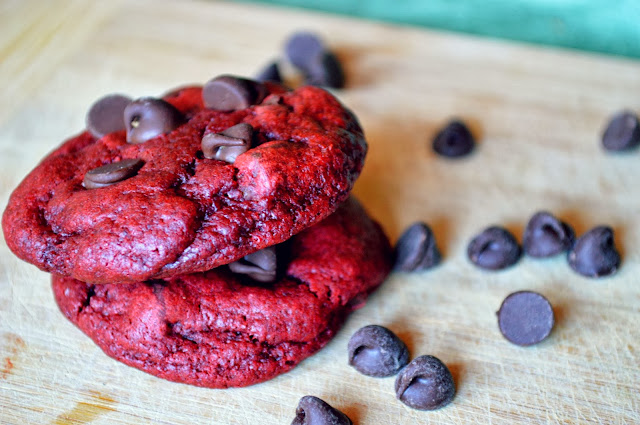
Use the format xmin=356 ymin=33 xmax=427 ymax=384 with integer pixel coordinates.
xmin=78 ymin=285 xmax=96 ymax=314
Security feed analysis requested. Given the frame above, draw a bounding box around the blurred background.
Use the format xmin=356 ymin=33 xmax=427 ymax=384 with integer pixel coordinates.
xmin=235 ymin=0 xmax=640 ymax=59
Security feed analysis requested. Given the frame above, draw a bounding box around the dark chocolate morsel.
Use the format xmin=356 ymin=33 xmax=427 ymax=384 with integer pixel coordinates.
xmin=432 ymin=120 xmax=475 ymax=158
xmin=568 ymin=226 xmax=621 ymax=278
xmin=84 ymin=158 xmax=144 ymax=189
xmin=255 ymin=61 xmax=283 ymax=83
xmin=228 ymin=245 xmax=277 ymax=282
xmin=284 ymin=32 xmax=326 ymax=70
xmin=467 ymin=226 xmax=521 ymax=270
xmin=86 ymin=94 xmax=132 ymax=138
xmin=305 ymin=52 xmax=345 ymax=89
xmin=124 ymin=98 xmax=184 ymax=144
xmin=395 ymin=355 xmax=455 ymax=411
xmin=497 ymin=291 xmax=555 ymax=346
xmin=202 ymin=75 xmax=266 ymax=111
xmin=291 ymin=396 xmax=352 ymax=425
xmin=202 ymin=123 xmax=254 ymax=163
xmin=394 ymin=222 xmax=441 ymax=272
xmin=601 ymin=110 xmax=640 ymax=151
xmin=523 ymin=211 xmax=575 ymax=258
xmin=348 ymin=325 xmax=409 ymax=377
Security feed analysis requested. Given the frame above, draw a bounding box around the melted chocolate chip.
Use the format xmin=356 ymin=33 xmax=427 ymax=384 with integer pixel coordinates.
xmin=202 ymin=75 xmax=266 ymax=111
xmin=124 ymin=98 xmax=184 ymax=144
xmin=86 ymin=94 xmax=132 ymax=138
xmin=601 ymin=110 xmax=640 ymax=151
xmin=395 ymin=355 xmax=455 ymax=411
xmin=284 ymin=32 xmax=327 ymax=70
xmin=348 ymin=325 xmax=409 ymax=377
xmin=304 ymin=51 xmax=345 ymax=89
xmin=432 ymin=120 xmax=475 ymax=158
xmin=394 ymin=222 xmax=441 ymax=272
xmin=523 ymin=211 xmax=575 ymax=258
xmin=84 ymin=158 xmax=144 ymax=189
xmin=467 ymin=226 xmax=521 ymax=270
xmin=202 ymin=123 xmax=254 ymax=163
xmin=497 ymin=291 xmax=555 ymax=346
xmin=291 ymin=396 xmax=352 ymax=425
xmin=568 ymin=226 xmax=621 ymax=278
xmin=255 ymin=61 xmax=283 ymax=83
xmin=228 ymin=246 xmax=277 ymax=282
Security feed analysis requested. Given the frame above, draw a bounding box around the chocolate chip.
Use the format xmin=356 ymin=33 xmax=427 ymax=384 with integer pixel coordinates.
xmin=228 ymin=246 xmax=277 ymax=282
xmin=291 ymin=396 xmax=352 ymax=425
xmin=497 ymin=291 xmax=555 ymax=346
xmin=255 ymin=61 xmax=283 ymax=83
xmin=348 ymin=325 xmax=409 ymax=377
xmin=86 ymin=94 xmax=132 ymax=138
xmin=124 ymin=98 xmax=184 ymax=144
xmin=304 ymin=51 xmax=345 ymax=89
xmin=84 ymin=158 xmax=144 ymax=189
xmin=467 ymin=226 xmax=521 ymax=270
xmin=601 ymin=110 xmax=640 ymax=151
xmin=202 ymin=75 xmax=266 ymax=111
xmin=395 ymin=355 xmax=455 ymax=411
xmin=284 ymin=32 xmax=326 ymax=70
xmin=522 ymin=211 xmax=575 ymax=258
xmin=202 ymin=123 xmax=254 ymax=163
xmin=394 ymin=222 xmax=441 ymax=272
xmin=432 ymin=120 xmax=475 ymax=158
xmin=568 ymin=226 xmax=621 ymax=278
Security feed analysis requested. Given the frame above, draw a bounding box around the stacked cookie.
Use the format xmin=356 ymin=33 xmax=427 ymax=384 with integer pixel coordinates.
xmin=2 ymin=76 xmax=392 ymax=388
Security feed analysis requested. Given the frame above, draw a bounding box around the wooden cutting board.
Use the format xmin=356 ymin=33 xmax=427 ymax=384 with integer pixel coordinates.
xmin=1 ymin=0 xmax=639 ymax=423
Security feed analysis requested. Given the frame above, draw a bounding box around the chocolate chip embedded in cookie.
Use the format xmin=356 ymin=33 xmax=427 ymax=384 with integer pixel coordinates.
xmin=203 ymin=75 xmax=266 ymax=111
xmin=2 ymin=78 xmax=367 ymax=284
xmin=201 ymin=123 xmax=254 ymax=163
xmin=124 ymin=98 xmax=184 ymax=144
xmin=52 ymin=198 xmax=392 ymax=388
xmin=84 ymin=159 xmax=144 ymax=189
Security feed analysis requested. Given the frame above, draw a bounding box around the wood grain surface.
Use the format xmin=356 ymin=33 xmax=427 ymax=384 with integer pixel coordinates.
xmin=1 ymin=0 xmax=639 ymax=423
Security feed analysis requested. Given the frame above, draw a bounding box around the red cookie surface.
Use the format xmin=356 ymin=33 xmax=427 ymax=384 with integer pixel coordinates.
xmin=52 ymin=198 xmax=391 ymax=388
xmin=3 ymin=83 xmax=366 ymax=283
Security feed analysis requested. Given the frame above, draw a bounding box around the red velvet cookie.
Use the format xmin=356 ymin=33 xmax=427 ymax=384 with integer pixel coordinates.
xmin=52 ymin=198 xmax=391 ymax=388
xmin=3 ymin=79 xmax=366 ymax=283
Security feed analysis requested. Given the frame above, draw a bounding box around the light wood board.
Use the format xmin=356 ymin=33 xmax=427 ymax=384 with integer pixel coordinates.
xmin=1 ymin=0 xmax=639 ymax=423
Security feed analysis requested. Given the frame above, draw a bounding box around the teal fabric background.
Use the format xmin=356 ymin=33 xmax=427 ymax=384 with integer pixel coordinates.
xmin=236 ymin=0 xmax=640 ymax=59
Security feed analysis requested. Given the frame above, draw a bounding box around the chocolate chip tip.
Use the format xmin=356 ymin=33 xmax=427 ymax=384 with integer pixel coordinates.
xmin=291 ymin=395 xmax=352 ymax=425
xmin=601 ymin=110 xmax=640 ymax=152
xmin=432 ymin=119 xmax=476 ymax=158
xmin=393 ymin=222 xmax=441 ymax=272
xmin=394 ymin=355 xmax=455 ymax=411
xmin=255 ymin=61 xmax=283 ymax=83
xmin=523 ymin=211 xmax=575 ymax=258
xmin=86 ymin=93 xmax=132 ymax=139
xmin=347 ymin=325 xmax=409 ymax=377
xmin=467 ymin=226 xmax=521 ymax=271
xmin=568 ymin=225 xmax=621 ymax=278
